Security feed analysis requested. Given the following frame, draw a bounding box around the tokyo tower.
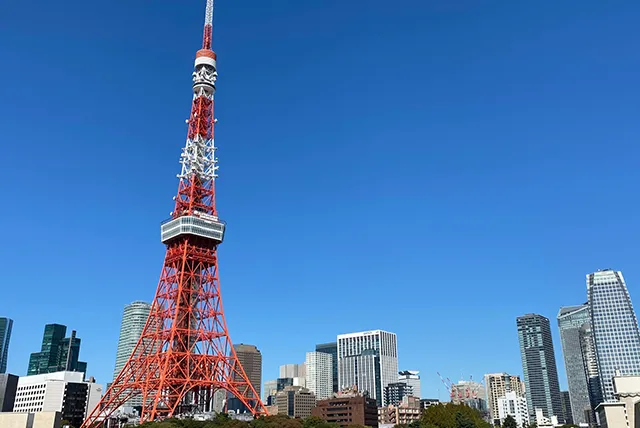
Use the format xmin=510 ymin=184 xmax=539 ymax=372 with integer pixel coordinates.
xmin=81 ymin=0 xmax=267 ymax=425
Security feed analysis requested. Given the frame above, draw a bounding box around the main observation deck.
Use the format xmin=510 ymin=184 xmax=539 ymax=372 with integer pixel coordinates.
xmin=161 ymin=211 xmax=225 ymax=244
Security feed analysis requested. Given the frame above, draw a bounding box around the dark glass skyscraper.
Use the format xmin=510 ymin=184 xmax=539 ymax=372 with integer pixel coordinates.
xmin=27 ymin=324 xmax=87 ymax=377
xmin=557 ymin=304 xmax=592 ymax=425
xmin=0 ymin=318 xmax=13 ymax=374
xmin=517 ymin=313 xmax=563 ymax=422
xmin=588 ymin=269 xmax=640 ymax=402
xmin=316 ymin=342 xmax=338 ymax=393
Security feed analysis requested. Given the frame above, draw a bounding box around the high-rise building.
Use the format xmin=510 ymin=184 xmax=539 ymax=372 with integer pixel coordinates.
xmin=560 ymin=390 xmax=573 ymax=424
xmin=557 ymin=304 xmax=591 ymax=425
xmin=0 ymin=373 xmax=18 ymax=412
xmin=228 ymin=344 xmax=262 ymax=413
xmin=484 ymin=373 xmax=525 ymax=425
xmin=279 ymin=363 xmax=305 ymax=379
xmin=579 ymin=322 xmax=603 ymax=420
xmin=27 ymin=324 xmax=87 ymax=378
xmin=316 ymin=342 xmax=338 ymax=393
xmin=0 ymin=318 xmax=13 ymax=374
xmin=384 ymin=382 xmax=414 ymax=406
xmin=275 ymin=386 xmax=316 ymax=419
xmin=112 ymin=301 xmax=151 ymax=408
xmin=517 ymin=313 xmax=563 ymax=421
xmin=497 ymin=391 xmax=529 ymax=428
xmin=398 ymin=370 xmax=421 ymax=399
xmin=305 ymin=351 xmax=333 ymax=400
xmin=12 ymin=371 xmax=102 ymax=428
xmin=113 ymin=301 xmax=151 ymax=379
xmin=337 ymin=330 xmax=398 ymax=406
xmin=588 ymin=269 xmax=640 ymax=402
xmin=279 ymin=363 xmax=306 ymax=387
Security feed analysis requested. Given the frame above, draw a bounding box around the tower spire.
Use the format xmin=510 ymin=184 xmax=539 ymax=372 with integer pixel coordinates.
xmin=80 ymin=1 xmax=267 ymax=425
xmin=203 ymin=0 xmax=214 ymax=49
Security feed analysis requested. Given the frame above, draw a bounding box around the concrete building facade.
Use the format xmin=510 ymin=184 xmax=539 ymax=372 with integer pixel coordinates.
xmin=378 ymin=395 xmax=421 ymax=426
xmin=311 ymin=391 xmax=379 ymax=427
xmin=305 ymin=352 xmax=333 ymax=400
xmin=384 ymin=382 xmax=414 ymax=406
xmin=588 ymin=269 xmax=640 ymax=403
xmin=0 ymin=411 xmax=62 ymax=428
xmin=279 ymin=363 xmax=306 ymax=388
xmin=398 ymin=370 xmax=420 ymax=399
xmin=12 ymin=371 xmax=101 ymax=428
xmin=275 ymin=386 xmax=316 ymax=419
xmin=485 ymin=373 xmax=525 ymax=425
xmin=497 ymin=391 xmax=529 ymax=428
xmin=595 ymin=373 xmax=640 ymax=428
xmin=0 ymin=374 xmax=18 ymax=412
xmin=0 ymin=318 xmax=13 ymax=374
xmin=517 ymin=313 xmax=563 ymax=421
xmin=337 ymin=330 xmax=398 ymax=406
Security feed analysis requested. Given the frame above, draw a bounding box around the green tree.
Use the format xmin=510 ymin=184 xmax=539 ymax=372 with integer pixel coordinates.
xmin=502 ymin=415 xmax=517 ymax=428
xmin=455 ymin=412 xmax=475 ymax=428
xmin=301 ymin=416 xmax=339 ymax=428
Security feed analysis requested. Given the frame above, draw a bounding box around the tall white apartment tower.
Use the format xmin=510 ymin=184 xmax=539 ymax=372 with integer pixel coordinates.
xmin=112 ymin=301 xmax=151 ymax=407
xmin=305 ymin=352 xmax=333 ymax=400
xmin=337 ymin=330 xmax=398 ymax=406
xmin=398 ymin=370 xmax=421 ymax=398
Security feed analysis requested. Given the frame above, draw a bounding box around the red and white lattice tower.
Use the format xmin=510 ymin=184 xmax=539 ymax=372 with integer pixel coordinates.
xmin=81 ymin=1 xmax=267 ymax=425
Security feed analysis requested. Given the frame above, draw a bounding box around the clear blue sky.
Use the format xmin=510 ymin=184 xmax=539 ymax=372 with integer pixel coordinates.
xmin=1 ymin=0 xmax=640 ymax=400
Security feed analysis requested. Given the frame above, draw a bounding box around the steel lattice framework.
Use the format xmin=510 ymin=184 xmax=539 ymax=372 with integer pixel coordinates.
xmin=81 ymin=1 xmax=267 ymax=425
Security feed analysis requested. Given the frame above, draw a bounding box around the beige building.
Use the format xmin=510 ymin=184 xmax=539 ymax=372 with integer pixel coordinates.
xmin=0 ymin=411 xmax=61 ymax=428
xmin=485 ymin=373 xmax=525 ymax=424
xmin=276 ymin=386 xmax=316 ymax=419
xmin=378 ymin=395 xmax=421 ymax=425
xmin=597 ymin=373 xmax=640 ymax=428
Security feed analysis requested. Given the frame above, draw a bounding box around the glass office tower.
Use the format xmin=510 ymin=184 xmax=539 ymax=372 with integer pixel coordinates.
xmin=588 ymin=269 xmax=640 ymax=402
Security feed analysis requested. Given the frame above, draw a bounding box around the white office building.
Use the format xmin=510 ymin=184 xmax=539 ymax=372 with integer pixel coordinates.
xmin=337 ymin=330 xmax=398 ymax=406
xmin=12 ymin=371 xmax=102 ymax=427
xmin=112 ymin=301 xmax=151 ymax=408
xmin=279 ymin=363 xmax=305 ymax=379
xmin=305 ymin=352 xmax=333 ymax=400
xmin=398 ymin=371 xmax=421 ymax=398
xmin=279 ymin=363 xmax=306 ymax=387
xmin=113 ymin=301 xmax=151 ymax=379
xmin=498 ymin=391 xmax=529 ymax=428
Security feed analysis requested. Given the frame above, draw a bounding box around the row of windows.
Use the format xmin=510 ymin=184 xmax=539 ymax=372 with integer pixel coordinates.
xmin=17 ymin=384 xmax=46 ymax=391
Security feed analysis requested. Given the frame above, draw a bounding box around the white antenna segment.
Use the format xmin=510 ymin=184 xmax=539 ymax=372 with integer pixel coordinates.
xmin=205 ymin=0 xmax=214 ymax=27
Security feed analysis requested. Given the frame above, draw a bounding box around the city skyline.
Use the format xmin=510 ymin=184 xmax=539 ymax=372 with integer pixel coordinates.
xmin=3 ymin=0 xmax=640 ymax=404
